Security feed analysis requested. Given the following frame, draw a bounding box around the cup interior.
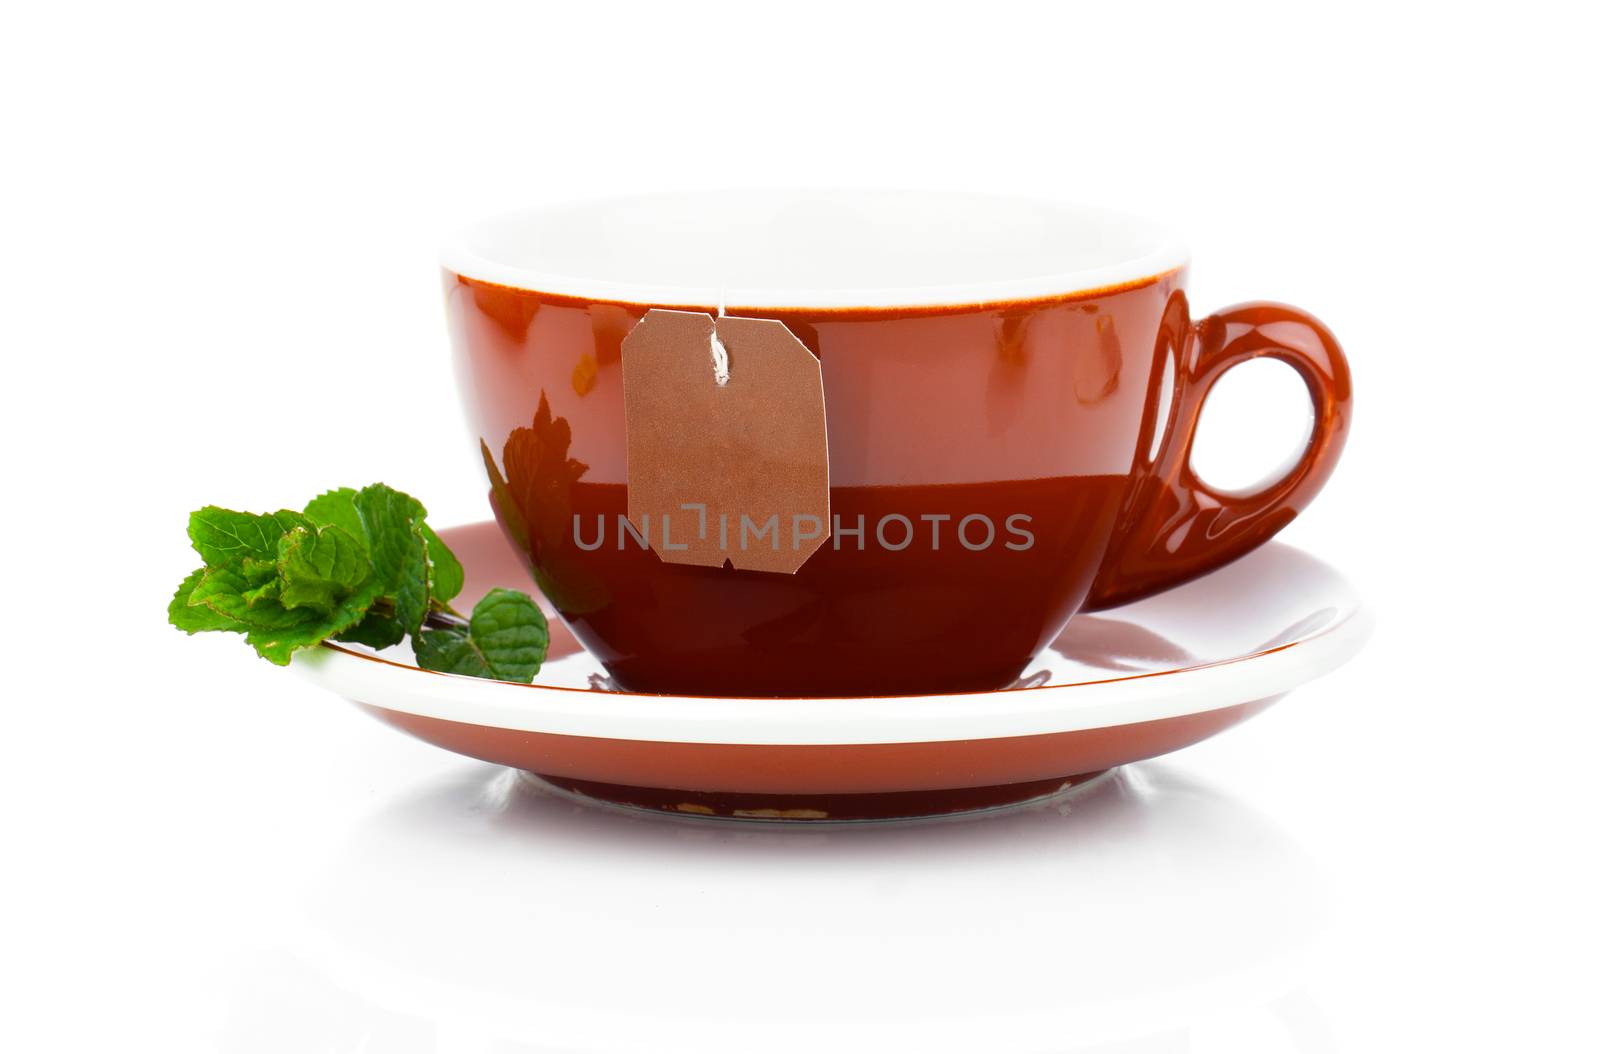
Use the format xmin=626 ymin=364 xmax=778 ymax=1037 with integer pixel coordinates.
xmin=442 ymin=189 xmax=1187 ymax=309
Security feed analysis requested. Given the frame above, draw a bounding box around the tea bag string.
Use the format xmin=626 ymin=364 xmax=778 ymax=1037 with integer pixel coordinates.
xmin=710 ymin=290 xmax=730 ymax=387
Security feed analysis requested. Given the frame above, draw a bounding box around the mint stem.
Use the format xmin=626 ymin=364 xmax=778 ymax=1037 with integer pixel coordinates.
xmin=423 ymin=608 xmax=468 ymax=631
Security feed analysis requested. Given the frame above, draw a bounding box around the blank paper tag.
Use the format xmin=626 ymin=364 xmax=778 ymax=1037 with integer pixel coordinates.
xmin=621 ymin=309 xmax=830 ymax=574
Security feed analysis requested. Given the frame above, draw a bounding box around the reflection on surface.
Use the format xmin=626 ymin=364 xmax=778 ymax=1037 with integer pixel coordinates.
xmin=482 ymin=394 xmax=610 ymax=617
xmin=223 ymin=762 xmax=1331 ymax=1053
xmin=1046 ymin=614 xmax=1198 ymax=674
xmin=1018 ymin=540 xmax=1356 ymax=685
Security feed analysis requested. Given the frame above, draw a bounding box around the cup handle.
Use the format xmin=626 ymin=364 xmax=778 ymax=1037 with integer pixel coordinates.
xmin=1085 ymin=298 xmax=1353 ymax=610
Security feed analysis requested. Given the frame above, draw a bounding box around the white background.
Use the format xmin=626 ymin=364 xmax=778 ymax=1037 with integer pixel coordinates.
xmin=4 ymin=2 xmax=1597 ymax=1050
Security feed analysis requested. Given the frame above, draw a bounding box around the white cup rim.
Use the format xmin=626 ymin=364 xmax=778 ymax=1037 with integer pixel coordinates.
xmin=441 ymin=188 xmax=1189 ymax=311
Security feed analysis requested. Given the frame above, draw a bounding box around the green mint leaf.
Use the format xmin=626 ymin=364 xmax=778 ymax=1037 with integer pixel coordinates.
xmin=410 ymin=626 xmax=478 ymax=676
xmin=312 ymin=484 xmax=460 ymax=612
xmin=173 ymin=483 xmax=494 ymax=672
xmin=243 ymin=632 xmax=305 ymax=666
xmin=188 ymin=561 xmax=382 ymax=665
xmin=240 ymin=573 xmax=384 ymax=665
xmin=240 ymin=556 xmax=279 ymax=586
xmin=354 ymin=484 xmax=430 ymax=636
xmin=306 ymin=486 xmax=408 ymax=639
xmin=414 ymin=588 xmax=547 ymax=683
xmin=276 ymin=524 xmax=371 ymax=615
xmin=393 ymin=527 xmax=430 ymax=633
xmin=190 ymin=565 xmax=321 ymax=632
xmin=169 ymin=568 xmax=241 ymax=634
xmin=242 ymin=578 xmax=281 ymax=606
xmin=302 ymin=488 xmax=366 ymax=540
xmin=335 ymin=611 xmax=407 ymax=649
xmin=242 ymin=613 xmax=357 ymax=665
xmin=188 ymin=507 xmax=310 ymax=567
xmin=421 ymin=523 xmax=465 ymax=607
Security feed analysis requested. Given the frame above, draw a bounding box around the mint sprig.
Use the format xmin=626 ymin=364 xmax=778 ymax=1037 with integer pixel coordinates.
xmin=413 ymin=588 xmax=549 ymax=683
xmin=168 ymin=483 xmax=548 ymax=682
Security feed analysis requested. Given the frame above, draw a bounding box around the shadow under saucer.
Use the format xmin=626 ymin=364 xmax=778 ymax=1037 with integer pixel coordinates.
xmin=222 ymin=759 xmax=1332 ymax=1053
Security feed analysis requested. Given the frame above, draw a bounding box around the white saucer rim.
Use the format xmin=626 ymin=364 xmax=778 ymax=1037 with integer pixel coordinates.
xmin=290 ymin=583 xmax=1373 ymax=747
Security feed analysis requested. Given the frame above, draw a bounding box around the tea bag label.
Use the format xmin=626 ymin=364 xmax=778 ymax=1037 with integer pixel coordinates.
xmin=621 ymin=309 xmax=830 ymax=574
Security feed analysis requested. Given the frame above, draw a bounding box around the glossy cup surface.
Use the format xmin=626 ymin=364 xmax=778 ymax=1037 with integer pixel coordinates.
xmin=444 ymin=192 xmax=1348 ymax=696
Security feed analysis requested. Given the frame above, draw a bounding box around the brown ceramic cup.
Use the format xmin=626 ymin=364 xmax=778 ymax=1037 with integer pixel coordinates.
xmin=443 ymin=191 xmax=1351 ymax=697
